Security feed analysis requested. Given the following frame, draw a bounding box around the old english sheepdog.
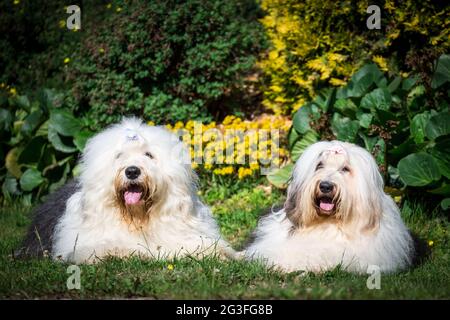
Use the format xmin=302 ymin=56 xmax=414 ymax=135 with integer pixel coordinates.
xmin=20 ymin=118 xmax=234 ymax=263
xmin=245 ymin=141 xmax=414 ymax=273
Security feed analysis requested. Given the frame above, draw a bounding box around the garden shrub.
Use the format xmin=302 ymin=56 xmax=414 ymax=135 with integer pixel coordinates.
xmin=0 ymin=88 xmax=93 ymax=204
xmin=268 ymin=54 xmax=450 ymax=210
xmin=65 ymin=0 xmax=267 ymax=128
xmin=259 ymin=0 xmax=450 ymax=114
xmin=0 ymin=1 xmax=266 ymax=128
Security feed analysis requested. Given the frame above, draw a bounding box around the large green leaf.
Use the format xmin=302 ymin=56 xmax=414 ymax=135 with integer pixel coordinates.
xmin=334 ymin=98 xmax=357 ymax=118
xmin=360 ymin=88 xmax=392 ymax=110
xmin=410 ymin=111 xmax=432 ymax=144
xmin=37 ymin=88 xmax=61 ymax=112
xmin=331 ymin=113 xmax=359 ymax=142
xmin=48 ymin=125 xmax=77 ymax=153
xmin=267 ymin=163 xmax=294 ymax=188
xmin=337 ymin=63 xmax=383 ymax=98
xmin=20 ymin=168 xmax=44 ymax=191
xmin=431 ymin=54 xmax=450 ymax=89
xmin=14 ymin=95 xmax=31 ymax=112
xmin=291 ymin=130 xmax=319 ymax=161
xmin=430 ymin=139 xmax=450 ymax=179
xmin=21 ymin=110 xmax=44 ymax=136
xmin=73 ymin=131 xmax=94 ymax=152
xmin=313 ymin=88 xmax=336 ymax=112
xmin=425 ymin=113 xmax=450 ymax=140
xmin=293 ymin=104 xmax=314 ymax=134
xmin=356 ymin=111 xmax=373 ymax=128
xmin=441 ymin=198 xmax=450 ymax=210
xmin=287 ymin=127 xmax=300 ymax=149
xmin=402 ymin=76 xmax=418 ymax=91
xmin=398 ymin=153 xmax=441 ymax=187
xmin=49 ymin=109 xmax=82 ymax=137
xmin=17 ymin=136 xmax=47 ymax=164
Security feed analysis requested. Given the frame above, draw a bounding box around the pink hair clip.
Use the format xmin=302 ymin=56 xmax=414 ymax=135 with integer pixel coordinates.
xmin=326 ymin=146 xmax=346 ymax=155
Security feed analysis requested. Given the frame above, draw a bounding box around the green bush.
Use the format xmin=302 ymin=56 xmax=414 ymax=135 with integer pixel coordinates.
xmin=0 ymin=1 xmax=84 ymax=91
xmin=0 ymin=89 xmax=92 ymax=204
xmin=65 ymin=0 xmax=266 ymax=128
xmin=268 ymin=54 xmax=450 ymax=210
xmin=258 ymin=0 xmax=450 ymax=114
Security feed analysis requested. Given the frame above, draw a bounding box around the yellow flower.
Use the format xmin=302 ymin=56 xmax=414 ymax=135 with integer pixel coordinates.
xmin=167 ymin=264 xmax=174 ymax=271
xmin=9 ymin=88 xmax=17 ymax=96
xmin=99 ymin=48 xmax=105 ymax=54
xmin=372 ymin=56 xmax=389 ymax=72
xmin=147 ymin=121 xmax=155 ymax=126
xmin=59 ymin=20 xmax=66 ymax=28
xmin=428 ymin=240 xmax=434 ymax=247
xmin=106 ymin=3 xmax=112 ymax=9
xmin=329 ymin=78 xmax=346 ymax=87
xmin=174 ymin=121 xmax=184 ymax=129
xmin=64 ymin=57 xmax=71 ymax=64
xmin=13 ymin=0 xmax=20 ymax=5
xmin=116 ymin=7 xmax=122 ymax=12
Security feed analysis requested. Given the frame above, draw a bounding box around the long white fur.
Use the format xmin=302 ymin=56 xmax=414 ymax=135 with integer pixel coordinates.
xmin=245 ymin=141 xmax=414 ymax=273
xmin=52 ymin=118 xmax=234 ymax=263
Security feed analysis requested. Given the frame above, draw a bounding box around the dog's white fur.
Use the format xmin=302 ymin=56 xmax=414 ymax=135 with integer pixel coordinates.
xmin=52 ymin=118 xmax=234 ymax=263
xmin=245 ymin=141 xmax=414 ymax=273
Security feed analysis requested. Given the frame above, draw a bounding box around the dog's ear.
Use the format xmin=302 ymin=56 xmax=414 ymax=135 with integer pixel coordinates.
xmin=284 ymin=183 xmax=302 ymax=228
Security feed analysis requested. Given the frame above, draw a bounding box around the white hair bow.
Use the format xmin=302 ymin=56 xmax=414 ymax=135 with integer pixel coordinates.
xmin=125 ymin=128 xmax=139 ymax=141
xmin=326 ymin=146 xmax=346 ymax=155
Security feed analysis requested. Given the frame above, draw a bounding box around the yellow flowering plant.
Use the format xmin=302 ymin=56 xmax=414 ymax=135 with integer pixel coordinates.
xmin=153 ymin=115 xmax=291 ymax=180
xmin=259 ymin=0 xmax=450 ymax=115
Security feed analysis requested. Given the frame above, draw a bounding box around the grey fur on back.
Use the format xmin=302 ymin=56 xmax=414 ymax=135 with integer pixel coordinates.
xmin=17 ymin=180 xmax=79 ymax=258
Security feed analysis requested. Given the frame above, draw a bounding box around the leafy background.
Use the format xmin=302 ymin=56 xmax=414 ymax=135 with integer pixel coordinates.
xmin=0 ymin=0 xmax=449 ymax=210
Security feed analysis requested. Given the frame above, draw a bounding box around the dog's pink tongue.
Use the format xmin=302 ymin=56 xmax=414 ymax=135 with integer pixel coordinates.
xmin=124 ymin=191 xmax=142 ymax=205
xmin=320 ymin=201 xmax=334 ymax=211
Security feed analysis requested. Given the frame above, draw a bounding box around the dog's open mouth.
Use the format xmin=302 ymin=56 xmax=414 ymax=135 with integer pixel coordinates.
xmin=123 ymin=184 xmax=143 ymax=205
xmin=316 ymin=196 xmax=335 ymax=216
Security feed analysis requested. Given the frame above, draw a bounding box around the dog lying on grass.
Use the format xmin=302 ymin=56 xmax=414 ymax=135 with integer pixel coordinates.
xmin=18 ymin=118 xmax=235 ymax=263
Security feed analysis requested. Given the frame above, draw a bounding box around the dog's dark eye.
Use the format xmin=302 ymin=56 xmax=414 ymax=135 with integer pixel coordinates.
xmin=316 ymin=162 xmax=323 ymax=170
xmin=341 ymin=166 xmax=350 ymax=173
xmin=145 ymin=152 xmax=154 ymax=159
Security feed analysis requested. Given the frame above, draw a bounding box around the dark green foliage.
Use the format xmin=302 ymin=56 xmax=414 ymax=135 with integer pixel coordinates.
xmin=65 ymin=0 xmax=266 ymax=127
xmin=269 ymin=55 xmax=450 ymax=210
xmin=0 ymin=1 xmax=266 ymax=128
xmin=0 ymin=90 xmax=92 ymax=203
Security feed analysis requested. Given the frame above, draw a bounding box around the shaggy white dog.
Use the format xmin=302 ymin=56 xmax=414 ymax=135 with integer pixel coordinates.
xmin=245 ymin=141 xmax=414 ymax=273
xmin=21 ymin=118 xmax=234 ymax=263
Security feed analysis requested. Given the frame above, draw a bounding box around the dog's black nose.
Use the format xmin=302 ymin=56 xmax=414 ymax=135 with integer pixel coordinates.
xmin=319 ymin=181 xmax=334 ymax=193
xmin=125 ymin=166 xmax=141 ymax=180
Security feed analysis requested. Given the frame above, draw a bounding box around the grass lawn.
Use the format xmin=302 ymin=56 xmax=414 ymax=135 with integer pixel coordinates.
xmin=0 ymin=180 xmax=449 ymax=299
